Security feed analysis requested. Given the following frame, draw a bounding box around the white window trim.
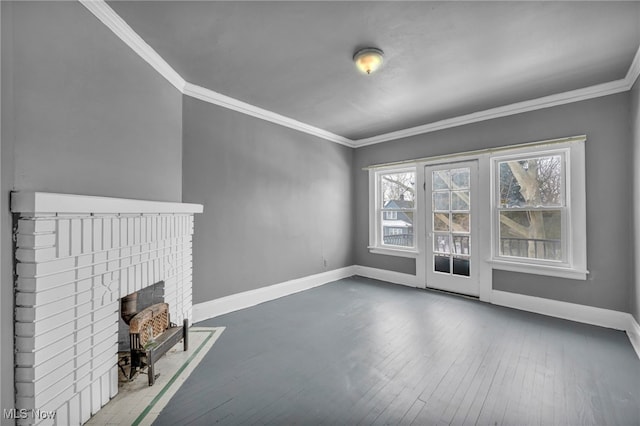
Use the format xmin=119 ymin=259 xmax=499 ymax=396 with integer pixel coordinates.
xmin=368 ymin=165 xmax=418 ymax=257
xmin=488 ymin=139 xmax=588 ymax=280
xmin=366 ymin=135 xmax=588 ymax=291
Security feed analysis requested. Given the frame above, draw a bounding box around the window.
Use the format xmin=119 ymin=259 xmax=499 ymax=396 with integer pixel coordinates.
xmin=491 ymin=140 xmax=587 ymax=279
xmin=497 ymin=153 xmax=565 ymax=262
xmin=369 ymin=167 xmax=417 ymax=255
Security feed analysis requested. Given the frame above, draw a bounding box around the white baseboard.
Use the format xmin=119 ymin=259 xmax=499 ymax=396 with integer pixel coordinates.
xmin=491 ymin=289 xmax=630 ymax=330
xmin=492 ymin=290 xmax=640 ymax=360
xmin=192 ymin=266 xmax=356 ymax=322
xmin=352 ymin=265 xmax=419 ymax=288
xmin=627 ymin=314 xmax=640 ymax=360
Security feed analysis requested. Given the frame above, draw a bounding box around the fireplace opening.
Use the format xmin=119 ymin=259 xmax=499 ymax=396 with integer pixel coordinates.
xmin=118 ymin=281 xmax=166 ymax=352
xmin=117 ymin=281 xmax=189 ymax=385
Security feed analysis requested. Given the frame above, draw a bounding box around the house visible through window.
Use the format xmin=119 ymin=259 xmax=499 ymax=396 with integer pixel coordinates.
xmin=371 ymin=168 xmax=417 ymax=252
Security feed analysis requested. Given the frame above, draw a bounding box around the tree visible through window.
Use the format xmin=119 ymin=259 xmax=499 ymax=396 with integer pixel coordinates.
xmin=497 ymin=154 xmax=564 ymax=261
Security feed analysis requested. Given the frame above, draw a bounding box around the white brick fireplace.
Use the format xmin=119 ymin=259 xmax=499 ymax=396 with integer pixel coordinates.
xmin=11 ymin=192 xmax=203 ymax=425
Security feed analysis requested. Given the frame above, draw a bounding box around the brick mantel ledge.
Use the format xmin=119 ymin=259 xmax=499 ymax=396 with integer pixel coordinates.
xmin=11 ymin=191 xmax=203 ymax=214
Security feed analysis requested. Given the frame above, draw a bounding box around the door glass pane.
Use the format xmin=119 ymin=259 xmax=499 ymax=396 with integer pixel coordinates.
xmin=434 ymin=234 xmax=450 ymax=253
xmin=451 ymin=213 xmax=469 ymax=233
xmin=433 ymin=192 xmax=450 ymax=211
xmin=433 ymin=213 xmax=449 ymax=231
xmin=453 ymin=257 xmax=470 ymax=276
xmin=451 ymin=168 xmax=470 ymax=189
xmin=433 ymin=170 xmax=450 ymax=190
xmin=451 ymin=191 xmax=470 ymax=211
xmin=434 ymin=255 xmax=451 ymax=273
xmin=452 ymin=235 xmax=470 ymax=255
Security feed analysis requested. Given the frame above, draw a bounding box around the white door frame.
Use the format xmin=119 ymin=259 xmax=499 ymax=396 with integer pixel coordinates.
xmin=414 ymin=155 xmax=493 ymax=302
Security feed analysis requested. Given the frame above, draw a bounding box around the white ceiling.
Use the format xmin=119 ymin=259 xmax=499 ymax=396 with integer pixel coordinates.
xmin=107 ymin=1 xmax=640 ymax=142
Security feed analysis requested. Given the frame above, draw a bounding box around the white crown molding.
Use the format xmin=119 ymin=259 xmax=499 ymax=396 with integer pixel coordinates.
xmin=183 ymin=83 xmax=355 ymax=147
xmin=625 ymin=44 xmax=640 ymax=88
xmin=79 ymin=0 xmax=186 ymax=92
xmin=81 ymin=0 xmax=639 ymax=150
xmin=353 ymin=78 xmax=631 ymax=147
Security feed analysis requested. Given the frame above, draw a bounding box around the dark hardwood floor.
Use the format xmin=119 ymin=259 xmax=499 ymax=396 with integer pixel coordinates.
xmin=154 ymin=276 xmax=640 ymax=425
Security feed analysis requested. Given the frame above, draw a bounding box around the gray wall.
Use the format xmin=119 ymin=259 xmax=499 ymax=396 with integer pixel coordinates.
xmin=632 ymin=79 xmax=640 ymax=323
xmin=182 ymin=97 xmax=354 ymax=302
xmin=1 ymin=2 xmax=183 ymax=420
xmin=354 ymin=93 xmax=632 ymax=312
xmin=1 ymin=2 xmax=12 ymax=423
xmin=10 ymin=1 xmax=183 ymax=201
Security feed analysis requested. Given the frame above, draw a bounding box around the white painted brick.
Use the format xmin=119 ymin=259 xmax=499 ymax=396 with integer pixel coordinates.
xmin=101 ymin=218 xmax=112 ymax=252
xmin=17 ymin=233 xmax=56 ymax=249
xmin=90 ymin=381 xmax=101 ymax=416
xmin=19 ymin=219 xmax=56 ymax=234
xmin=17 ymin=257 xmax=76 ymax=278
xmin=15 ymin=309 xmax=75 ymax=337
xmin=120 ymin=254 xmax=131 ymax=268
xmin=75 ymin=322 xmax=92 ymax=342
xmin=93 ymin=260 xmax=106 ymax=276
xmin=15 ymin=321 xmax=75 ymax=352
xmin=70 ymin=219 xmax=81 ymax=256
xmin=145 ymin=216 xmax=152 ymax=244
xmin=100 ymin=373 xmax=110 ymax=407
xmin=54 ymin=401 xmax=69 ymax=426
xmin=77 ymin=253 xmax=92 ymax=267
xmin=15 ymin=359 xmax=74 ymax=397
xmin=134 ymin=217 xmax=141 ymax=245
xmin=119 ymin=218 xmax=126 ymax=250
xmin=91 ymin=353 xmax=117 ymax=381
xmin=15 ymin=333 xmax=74 ymax=367
xmin=75 ymin=339 xmax=92 ymax=361
xmin=92 ymin=218 xmax=102 ymax=253
xmin=79 ymin=387 xmax=91 ymax=424
xmin=28 ymin=387 xmax=75 ymax=422
xmin=81 ymin=219 xmax=92 ymax=254
xmin=68 ymin=394 xmax=80 ymax=426
xmin=128 ymin=267 xmax=135 ymax=295
xmin=16 ymin=286 xmax=74 ymax=309
xmin=111 ymin=218 xmax=120 ymax=249
xmin=17 ymin=269 xmax=76 ymax=292
xmin=16 ymin=247 xmax=57 ymax=263
xmin=76 ymin=266 xmax=92 ymax=281
xmin=75 ymin=373 xmax=91 ymax=396
xmin=126 ymin=218 xmax=134 ymax=246
xmin=142 ymin=262 xmax=149 ymax=287
xmin=16 ymin=347 xmax=74 ymax=382
xmin=57 ymin=219 xmax=71 ymax=259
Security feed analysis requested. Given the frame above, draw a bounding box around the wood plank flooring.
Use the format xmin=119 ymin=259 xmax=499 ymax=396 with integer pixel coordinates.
xmin=154 ymin=276 xmax=640 ymax=425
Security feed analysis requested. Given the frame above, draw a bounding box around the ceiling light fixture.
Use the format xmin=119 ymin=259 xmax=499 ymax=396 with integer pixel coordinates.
xmin=353 ymin=47 xmax=384 ymax=75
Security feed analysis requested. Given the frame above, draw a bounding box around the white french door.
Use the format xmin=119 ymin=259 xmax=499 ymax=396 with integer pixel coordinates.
xmin=425 ymin=161 xmax=479 ymax=296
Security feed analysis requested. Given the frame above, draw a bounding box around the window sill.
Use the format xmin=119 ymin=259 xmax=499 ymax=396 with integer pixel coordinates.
xmin=368 ymin=246 xmax=419 ymax=258
xmin=489 ymin=259 xmax=588 ymax=280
